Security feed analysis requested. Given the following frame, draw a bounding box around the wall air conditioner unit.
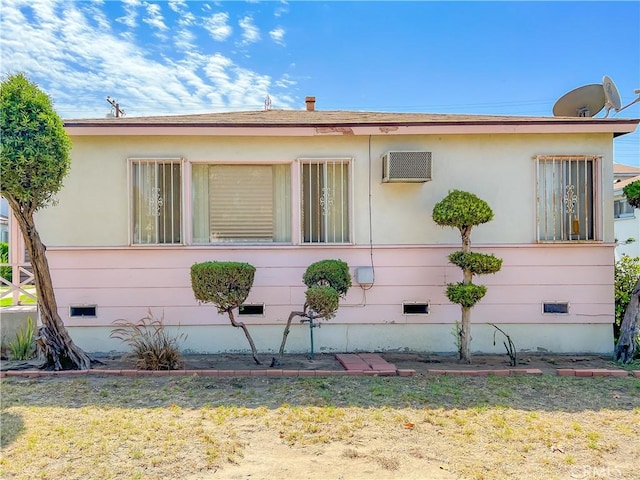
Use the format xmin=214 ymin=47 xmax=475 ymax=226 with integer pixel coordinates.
xmin=382 ymin=151 xmax=432 ymax=183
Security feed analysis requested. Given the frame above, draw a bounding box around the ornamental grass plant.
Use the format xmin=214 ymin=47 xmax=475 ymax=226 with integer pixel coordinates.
xmin=110 ymin=309 xmax=186 ymax=370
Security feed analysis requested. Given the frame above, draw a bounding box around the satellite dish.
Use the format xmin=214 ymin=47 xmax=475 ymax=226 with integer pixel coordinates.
xmin=602 ymin=75 xmax=622 ymax=117
xmin=552 ymin=84 xmax=605 ymax=117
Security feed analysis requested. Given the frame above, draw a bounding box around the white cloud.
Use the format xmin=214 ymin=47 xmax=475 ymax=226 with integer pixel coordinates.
xmin=116 ymin=0 xmax=140 ymax=28
xmin=274 ymin=1 xmax=289 ymax=18
xmin=269 ymin=27 xmax=285 ymax=46
xmin=143 ymin=2 xmax=168 ymax=32
xmin=178 ymin=11 xmax=196 ymax=27
xmin=204 ymin=12 xmax=232 ymax=41
xmin=174 ymin=28 xmax=195 ymax=51
xmin=275 ymin=74 xmax=296 ymax=89
xmin=0 ymin=0 xmax=296 ymax=117
xmin=86 ymin=1 xmax=111 ymax=31
xmin=168 ymin=0 xmax=187 ymax=14
xmin=239 ymin=15 xmax=260 ymax=45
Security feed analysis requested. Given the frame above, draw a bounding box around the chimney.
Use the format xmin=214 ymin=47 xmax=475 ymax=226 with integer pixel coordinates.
xmin=305 ymin=96 xmax=316 ymax=111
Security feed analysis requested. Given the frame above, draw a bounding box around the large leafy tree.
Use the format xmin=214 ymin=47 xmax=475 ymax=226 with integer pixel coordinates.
xmin=433 ymin=190 xmax=502 ymax=363
xmin=614 ymin=184 xmax=640 ymax=363
xmin=1 ymin=72 xmax=91 ymax=370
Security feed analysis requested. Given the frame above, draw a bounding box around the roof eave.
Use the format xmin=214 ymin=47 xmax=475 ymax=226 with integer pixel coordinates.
xmin=64 ymin=119 xmax=640 ymax=137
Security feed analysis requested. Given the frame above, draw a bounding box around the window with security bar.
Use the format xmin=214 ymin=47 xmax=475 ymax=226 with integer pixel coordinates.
xmin=535 ymin=155 xmax=598 ymax=242
xmin=301 ymin=159 xmax=350 ymax=244
xmin=192 ymin=164 xmax=291 ymax=243
xmin=131 ymin=159 xmax=182 ymax=245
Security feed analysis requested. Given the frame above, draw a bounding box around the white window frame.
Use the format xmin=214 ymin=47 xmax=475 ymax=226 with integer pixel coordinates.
xmin=534 ymin=155 xmax=601 ymax=242
xmin=128 ymin=157 xmax=184 ymax=246
xmin=297 ymin=157 xmax=354 ymax=245
xmin=614 ymin=198 xmax=635 ymax=219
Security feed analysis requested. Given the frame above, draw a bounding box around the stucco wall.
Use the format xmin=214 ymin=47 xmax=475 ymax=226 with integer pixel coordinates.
xmin=33 ymin=130 xmax=617 ymax=354
xmin=67 ymin=323 xmax=614 ymax=356
xmin=36 ymin=132 xmax=615 ymax=246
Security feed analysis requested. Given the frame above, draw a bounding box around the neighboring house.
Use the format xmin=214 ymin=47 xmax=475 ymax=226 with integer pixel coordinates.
xmin=35 ymin=99 xmax=639 ymax=355
xmin=613 ymin=164 xmax=640 ymax=259
xmin=0 ymin=214 xmax=7 ymax=245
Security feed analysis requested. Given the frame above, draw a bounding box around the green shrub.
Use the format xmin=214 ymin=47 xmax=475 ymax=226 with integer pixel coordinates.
xmin=303 ymin=259 xmax=351 ymax=296
xmin=446 ymin=282 xmax=487 ymax=308
xmin=305 ymin=285 xmax=340 ymax=320
xmin=0 ymin=242 xmax=11 ymax=282
xmin=623 ymin=180 xmax=640 ymax=209
xmin=448 ymin=251 xmax=502 ymax=275
xmin=614 ymin=255 xmax=640 ymax=339
xmin=190 ymin=261 xmax=261 ymax=364
xmin=8 ymin=316 xmax=36 ymax=360
xmin=110 ymin=310 xmax=185 ymax=370
xmin=432 ymin=190 xmax=494 ymax=228
xmin=190 ymin=261 xmax=256 ymax=312
xmin=433 ymin=190 xmax=501 ymax=362
xmin=276 ymin=259 xmax=352 ymax=363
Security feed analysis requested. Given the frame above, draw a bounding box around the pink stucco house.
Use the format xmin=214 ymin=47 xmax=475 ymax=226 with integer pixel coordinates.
xmin=34 ymin=98 xmax=639 ymax=355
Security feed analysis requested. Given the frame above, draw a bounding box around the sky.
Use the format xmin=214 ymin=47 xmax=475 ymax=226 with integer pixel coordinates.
xmin=1 ymin=0 xmax=639 ymax=166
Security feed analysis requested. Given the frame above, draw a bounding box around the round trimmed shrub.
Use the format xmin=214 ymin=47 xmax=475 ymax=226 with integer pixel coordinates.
xmin=446 ymin=282 xmax=487 ymax=308
xmin=305 ymin=285 xmax=340 ymax=320
xmin=303 ymin=259 xmax=351 ymax=296
xmin=190 ymin=261 xmax=256 ymax=312
xmin=432 ymin=190 xmax=494 ymax=228
xmin=448 ymin=251 xmax=503 ymax=275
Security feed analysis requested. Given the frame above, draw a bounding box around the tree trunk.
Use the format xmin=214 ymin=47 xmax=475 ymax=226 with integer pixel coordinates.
xmin=459 ymin=225 xmax=473 ymax=363
xmin=9 ymin=203 xmax=91 ymax=370
xmin=459 ymin=306 xmax=472 ymax=363
xmin=614 ymin=277 xmax=639 ymax=364
xmin=271 ymin=310 xmax=306 ymax=367
xmin=227 ymin=308 xmax=261 ymax=365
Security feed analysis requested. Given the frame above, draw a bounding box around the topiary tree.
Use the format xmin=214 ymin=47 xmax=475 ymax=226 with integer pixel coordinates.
xmin=623 ymin=180 xmax=640 ymax=209
xmin=433 ymin=190 xmax=502 ymax=363
xmin=190 ymin=261 xmax=261 ymax=364
xmin=1 ymin=72 xmax=91 ymax=370
xmin=273 ymin=259 xmax=351 ymax=366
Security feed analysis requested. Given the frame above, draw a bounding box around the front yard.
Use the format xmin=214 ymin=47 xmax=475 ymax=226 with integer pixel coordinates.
xmin=1 ymin=374 xmax=639 ymax=479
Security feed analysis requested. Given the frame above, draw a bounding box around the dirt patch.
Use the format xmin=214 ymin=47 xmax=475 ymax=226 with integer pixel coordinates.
xmin=381 ymin=352 xmax=622 ymax=374
xmin=1 ymin=351 xmax=622 ymax=374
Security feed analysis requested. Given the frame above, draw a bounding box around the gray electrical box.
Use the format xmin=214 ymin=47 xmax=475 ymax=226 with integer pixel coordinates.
xmin=356 ymin=267 xmax=374 ymax=286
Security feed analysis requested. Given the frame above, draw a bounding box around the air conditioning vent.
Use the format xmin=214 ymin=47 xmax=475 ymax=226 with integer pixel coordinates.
xmin=382 ymin=151 xmax=432 ymax=183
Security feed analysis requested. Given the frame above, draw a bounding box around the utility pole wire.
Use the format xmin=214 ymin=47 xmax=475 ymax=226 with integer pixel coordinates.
xmin=106 ymin=96 xmax=125 ymax=118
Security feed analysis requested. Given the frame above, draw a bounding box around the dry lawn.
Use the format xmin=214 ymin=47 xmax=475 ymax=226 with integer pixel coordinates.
xmin=1 ymin=374 xmax=639 ymax=480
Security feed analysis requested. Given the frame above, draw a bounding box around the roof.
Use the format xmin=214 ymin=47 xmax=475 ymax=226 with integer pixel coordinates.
xmin=64 ymin=109 xmax=640 ymax=137
xmin=613 ymin=163 xmax=640 ymax=175
xmin=614 ymin=174 xmax=640 ymax=192
xmin=64 ymin=109 xmax=638 ymax=126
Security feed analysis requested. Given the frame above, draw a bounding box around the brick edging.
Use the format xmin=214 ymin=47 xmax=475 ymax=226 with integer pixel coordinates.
xmin=2 ymin=368 xmax=638 ymax=379
xmin=556 ymin=369 xmax=632 ymax=377
xmin=0 ymin=368 xmax=406 ymax=378
xmin=426 ymin=368 xmax=544 ymax=376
